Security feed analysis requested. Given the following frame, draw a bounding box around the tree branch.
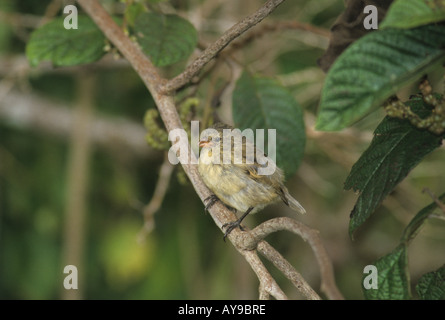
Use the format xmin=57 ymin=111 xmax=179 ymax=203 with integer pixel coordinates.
xmin=159 ymin=0 xmax=287 ymax=94
xmin=76 ymin=0 xmax=288 ymax=300
xmin=242 ymin=217 xmax=344 ymax=300
xmin=61 ymin=73 xmax=95 ymax=300
xmin=0 ymin=90 xmax=156 ymax=159
xmin=225 ymin=20 xmax=330 ymax=55
xmin=423 ymin=188 xmax=445 ymax=213
xmin=240 ymin=249 xmax=288 ymax=300
xmin=257 ymin=241 xmax=321 ymax=300
xmin=138 ymin=155 xmax=174 ymax=242
xmin=75 ymin=0 xmax=341 ymax=300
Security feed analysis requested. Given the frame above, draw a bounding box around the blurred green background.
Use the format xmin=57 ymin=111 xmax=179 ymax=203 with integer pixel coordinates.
xmin=0 ymin=0 xmax=444 ymax=300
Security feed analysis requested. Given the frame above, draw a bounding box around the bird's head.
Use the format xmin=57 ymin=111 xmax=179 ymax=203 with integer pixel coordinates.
xmin=199 ymin=122 xmax=231 ymax=149
xmin=199 ymin=131 xmax=221 ymax=149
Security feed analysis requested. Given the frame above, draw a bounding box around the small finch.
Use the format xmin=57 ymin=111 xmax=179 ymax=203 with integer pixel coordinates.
xmin=198 ymin=122 xmax=305 ymax=239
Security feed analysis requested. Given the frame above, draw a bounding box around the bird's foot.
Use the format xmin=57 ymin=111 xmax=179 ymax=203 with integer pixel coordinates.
xmin=222 ymin=220 xmax=245 ymax=241
xmin=204 ymin=195 xmax=236 ymax=213
xmin=204 ymin=194 xmax=219 ymax=212
xmin=221 ymin=207 xmax=254 ymax=241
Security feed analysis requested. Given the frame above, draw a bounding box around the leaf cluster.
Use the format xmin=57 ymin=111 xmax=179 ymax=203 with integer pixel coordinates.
xmin=21 ymin=0 xmax=445 ymax=300
xmin=26 ymin=3 xmax=306 ymax=178
xmin=363 ymin=193 xmax=445 ymax=299
xmin=317 ymin=0 xmax=445 ymax=235
xmin=316 ymin=0 xmax=445 ymax=299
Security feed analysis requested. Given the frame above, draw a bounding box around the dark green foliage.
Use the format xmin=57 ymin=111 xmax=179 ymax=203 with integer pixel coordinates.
xmin=232 ymin=72 xmax=306 ymax=178
xmin=381 ymin=0 xmax=445 ymax=29
xmin=345 ymin=97 xmax=444 ymax=235
xmin=363 ymin=193 xmax=445 ymax=300
xmin=4 ymin=0 xmax=445 ymax=301
xmin=363 ymin=245 xmax=411 ymax=300
xmin=134 ymin=13 xmax=198 ymax=67
xmin=416 ymin=265 xmax=445 ymax=300
xmin=316 ymin=25 xmax=445 ymax=131
xmin=26 ymin=16 xmax=106 ymax=67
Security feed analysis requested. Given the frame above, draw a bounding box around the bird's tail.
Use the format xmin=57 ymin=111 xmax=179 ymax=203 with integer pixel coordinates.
xmin=282 ymin=188 xmax=306 ymax=214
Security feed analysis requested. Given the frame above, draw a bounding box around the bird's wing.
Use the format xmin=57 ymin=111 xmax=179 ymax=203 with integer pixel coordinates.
xmin=231 ymin=136 xmax=283 ymax=187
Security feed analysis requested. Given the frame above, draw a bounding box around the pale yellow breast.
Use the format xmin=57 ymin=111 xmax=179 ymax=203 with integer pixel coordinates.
xmin=198 ymin=146 xmax=281 ymax=213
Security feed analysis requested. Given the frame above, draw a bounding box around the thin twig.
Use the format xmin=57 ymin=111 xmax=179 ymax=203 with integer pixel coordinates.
xmin=0 ymin=10 xmax=42 ymax=28
xmin=75 ymin=0 xmax=339 ymax=300
xmin=423 ymin=188 xmax=445 ymax=213
xmin=0 ymin=90 xmax=156 ymax=159
xmin=61 ymin=73 xmax=95 ymax=300
xmin=40 ymin=0 xmax=63 ymax=26
xmin=242 ymin=217 xmax=344 ymax=300
xmin=258 ymin=283 xmax=270 ymax=300
xmin=138 ymin=155 xmax=174 ymax=242
xmin=240 ymin=249 xmax=288 ymax=300
xmin=76 ymin=0 xmax=289 ymax=300
xmin=225 ymin=20 xmax=329 ymax=55
xmin=257 ymin=241 xmax=321 ymax=300
xmin=160 ymin=0 xmax=287 ymax=94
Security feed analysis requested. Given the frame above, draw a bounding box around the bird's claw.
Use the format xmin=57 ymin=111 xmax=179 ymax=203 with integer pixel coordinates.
xmin=204 ymin=195 xmax=219 ymax=212
xmin=222 ymin=220 xmax=245 ymax=241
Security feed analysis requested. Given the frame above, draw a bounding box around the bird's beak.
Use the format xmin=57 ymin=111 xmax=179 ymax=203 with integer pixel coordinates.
xmin=199 ymin=138 xmax=210 ymax=148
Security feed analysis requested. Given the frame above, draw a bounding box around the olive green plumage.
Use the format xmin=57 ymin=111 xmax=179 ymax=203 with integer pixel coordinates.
xmin=198 ymin=122 xmax=305 ymax=237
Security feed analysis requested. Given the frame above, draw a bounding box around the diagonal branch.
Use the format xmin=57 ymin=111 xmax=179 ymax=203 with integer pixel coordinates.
xmin=75 ymin=0 xmax=341 ymax=300
xmin=0 ymin=90 xmax=155 ymax=159
xmin=240 ymin=249 xmax=288 ymax=300
xmin=258 ymin=241 xmax=321 ymax=300
xmin=138 ymin=155 xmax=174 ymax=242
xmin=76 ymin=0 xmax=288 ymax=300
xmin=159 ymin=0 xmax=287 ymax=94
xmin=225 ymin=20 xmax=330 ymax=55
xmin=423 ymin=188 xmax=445 ymax=213
xmin=242 ymin=217 xmax=344 ymax=300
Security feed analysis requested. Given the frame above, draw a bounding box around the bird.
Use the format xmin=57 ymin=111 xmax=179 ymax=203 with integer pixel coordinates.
xmin=198 ymin=122 xmax=305 ymax=240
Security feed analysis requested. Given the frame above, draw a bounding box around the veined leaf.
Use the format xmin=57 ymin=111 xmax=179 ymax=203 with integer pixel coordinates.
xmin=135 ymin=13 xmax=198 ymax=67
xmin=416 ymin=265 xmax=445 ymax=300
xmin=232 ymin=72 xmax=306 ymax=177
xmin=345 ymin=97 xmax=444 ymax=236
xmin=26 ymin=16 xmax=105 ymax=67
xmin=316 ymin=25 xmax=445 ymax=131
xmin=364 ymin=245 xmax=411 ymax=300
xmin=381 ymin=0 xmax=445 ymax=29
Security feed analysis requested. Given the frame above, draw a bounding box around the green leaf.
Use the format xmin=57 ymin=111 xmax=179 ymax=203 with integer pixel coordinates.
xmin=277 ymin=48 xmax=325 ymax=74
xmin=125 ymin=2 xmax=146 ymax=27
xmin=26 ymin=16 xmax=105 ymax=67
xmin=401 ymin=192 xmax=445 ymax=243
xmin=232 ymin=72 xmax=306 ymax=177
xmin=381 ymin=0 xmax=445 ymax=29
xmin=364 ymin=245 xmax=411 ymax=300
xmin=345 ymin=97 xmax=443 ymax=235
xmin=316 ymin=25 xmax=445 ymax=131
xmin=135 ymin=13 xmax=198 ymax=67
xmin=416 ymin=265 xmax=445 ymax=300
